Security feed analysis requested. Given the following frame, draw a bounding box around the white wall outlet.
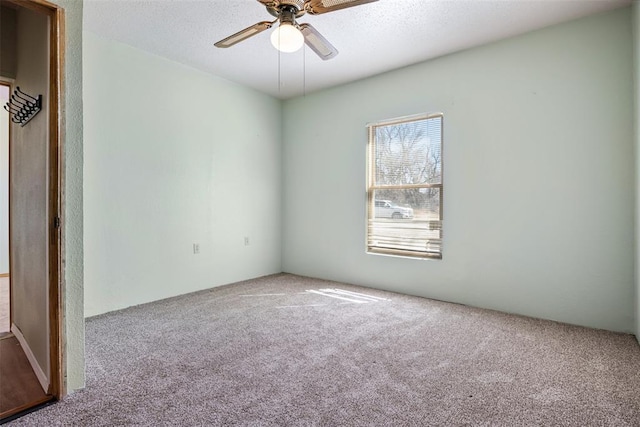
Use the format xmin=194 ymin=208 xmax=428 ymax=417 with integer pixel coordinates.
xmin=193 ymin=243 xmax=200 ymax=254
xmin=244 ymin=237 xmax=250 ymax=246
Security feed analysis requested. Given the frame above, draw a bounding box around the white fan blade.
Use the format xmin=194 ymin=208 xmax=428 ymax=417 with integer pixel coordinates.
xmin=215 ymin=21 xmax=274 ymax=48
xmin=305 ymin=0 xmax=378 ymax=15
xmin=299 ymin=23 xmax=338 ymax=60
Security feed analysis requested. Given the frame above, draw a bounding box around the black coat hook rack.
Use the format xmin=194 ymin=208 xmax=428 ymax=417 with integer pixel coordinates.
xmin=3 ymin=87 xmax=42 ymax=127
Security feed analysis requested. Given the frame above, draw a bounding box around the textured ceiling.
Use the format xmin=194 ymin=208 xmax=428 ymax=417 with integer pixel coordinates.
xmin=84 ymin=0 xmax=631 ymax=99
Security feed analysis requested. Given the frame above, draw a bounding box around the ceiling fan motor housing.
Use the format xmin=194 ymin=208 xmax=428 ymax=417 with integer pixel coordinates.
xmin=280 ymin=0 xmax=306 ymax=10
xmin=263 ymin=0 xmax=307 ymax=18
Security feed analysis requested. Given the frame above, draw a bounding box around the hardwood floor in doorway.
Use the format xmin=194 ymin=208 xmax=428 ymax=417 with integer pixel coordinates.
xmin=0 ymin=335 xmax=51 ymax=420
xmin=0 ymin=276 xmax=53 ymax=420
xmin=0 ymin=277 xmax=8 ymax=335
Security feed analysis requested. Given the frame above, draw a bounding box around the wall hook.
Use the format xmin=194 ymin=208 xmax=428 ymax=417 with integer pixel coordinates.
xmin=3 ymin=87 xmax=42 ymax=127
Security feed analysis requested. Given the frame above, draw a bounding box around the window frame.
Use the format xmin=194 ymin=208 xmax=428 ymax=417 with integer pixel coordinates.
xmin=366 ymin=112 xmax=444 ymax=260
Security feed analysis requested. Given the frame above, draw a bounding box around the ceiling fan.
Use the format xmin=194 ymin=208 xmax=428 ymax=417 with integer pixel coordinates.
xmin=214 ymin=0 xmax=378 ymax=60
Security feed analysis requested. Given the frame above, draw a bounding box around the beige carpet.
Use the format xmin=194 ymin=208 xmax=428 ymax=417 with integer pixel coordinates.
xmin=0 ymin=276 xmax=9 ymax=334
xmin=8 ymin=273 xmax=640 ymax=426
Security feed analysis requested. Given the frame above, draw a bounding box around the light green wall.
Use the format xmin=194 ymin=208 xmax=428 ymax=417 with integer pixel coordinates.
xmin=283 ymin=8 xmax=635 ymax=332
xmin=83 ymin=32 xmax=282 ymax=317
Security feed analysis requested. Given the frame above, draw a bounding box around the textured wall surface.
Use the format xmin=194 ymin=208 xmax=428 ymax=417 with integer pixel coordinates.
xmin=83 ymin=32 xmax=282 ymax=317
xmin=283 ymin=9 xmax=635 ymax=333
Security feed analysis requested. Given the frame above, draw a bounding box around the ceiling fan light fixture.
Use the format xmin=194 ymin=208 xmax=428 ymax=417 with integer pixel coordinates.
xmin=270 ymin=22 xmax=304 ymax=53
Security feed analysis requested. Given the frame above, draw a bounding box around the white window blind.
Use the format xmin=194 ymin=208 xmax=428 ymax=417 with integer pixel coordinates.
xmin=366 ymin=113 xmax=443 ymax=259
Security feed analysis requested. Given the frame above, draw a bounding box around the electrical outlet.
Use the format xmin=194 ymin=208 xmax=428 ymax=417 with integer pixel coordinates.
xmin=244 ymin=237 xmax=250 ymax=246
xmin=193 ymin=243 xmax=200 ymax=254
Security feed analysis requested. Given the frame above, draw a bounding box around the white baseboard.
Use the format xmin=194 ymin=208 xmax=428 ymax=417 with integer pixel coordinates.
xmin=11 ymin=323 xmax=49 ymax=393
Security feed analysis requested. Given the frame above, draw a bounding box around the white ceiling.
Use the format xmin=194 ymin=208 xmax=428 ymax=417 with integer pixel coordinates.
xmin=84 ymin=0 xmax=631 ymax=99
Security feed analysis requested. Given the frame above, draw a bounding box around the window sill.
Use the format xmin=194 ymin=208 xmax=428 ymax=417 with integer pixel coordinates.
xmin=367 ymin=248 xmax=442 ymax=261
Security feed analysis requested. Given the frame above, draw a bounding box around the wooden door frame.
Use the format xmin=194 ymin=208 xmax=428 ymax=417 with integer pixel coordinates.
xmin=4 ymin=0 xmax=65 ymax=399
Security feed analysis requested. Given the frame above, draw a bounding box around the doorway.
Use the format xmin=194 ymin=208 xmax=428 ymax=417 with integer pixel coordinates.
xmin=1 ymin=79 xmax=50 ymax=420
xmin=0 ymin=0 xmax=63 ymax=421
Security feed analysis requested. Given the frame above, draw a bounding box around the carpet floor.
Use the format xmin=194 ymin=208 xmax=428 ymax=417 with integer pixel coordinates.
xmin=8 ymin=273 xmax=640 ymax=426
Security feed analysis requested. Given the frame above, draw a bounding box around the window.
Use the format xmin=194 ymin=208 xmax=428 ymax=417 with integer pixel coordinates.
xmin=366 ymin=113 xmax=443 ymax=259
